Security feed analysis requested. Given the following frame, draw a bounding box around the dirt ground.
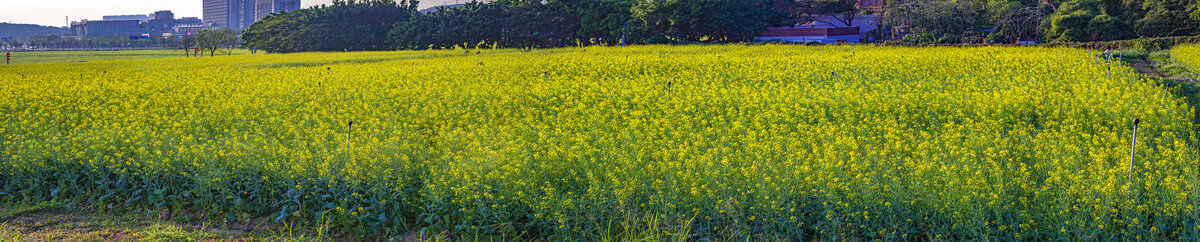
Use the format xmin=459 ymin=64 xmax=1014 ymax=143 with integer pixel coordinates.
xmin=0 ymin=203 xmax=324 ymax=241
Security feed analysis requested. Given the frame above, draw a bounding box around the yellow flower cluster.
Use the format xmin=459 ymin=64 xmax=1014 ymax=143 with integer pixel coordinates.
xmin=1173 ymin=44 xmax=1200 ymax=79
xmin=0 ymin=45 xmax=1196 ymax=239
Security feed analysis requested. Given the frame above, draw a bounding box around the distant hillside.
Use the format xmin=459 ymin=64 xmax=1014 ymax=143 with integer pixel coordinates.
xmin=0 ymin=23 xmax=70 ymax=39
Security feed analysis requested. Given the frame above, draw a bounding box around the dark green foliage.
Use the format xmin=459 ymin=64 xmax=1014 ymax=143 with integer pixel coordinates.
xmin=1135 ymin=0 xmax=1200 ymax=37
xmin=1048 ymin=11 xmax=1093 ymax=42
xmin=885 ymin=1 xmax=983 ymax=44
xmin=243 ymin=0 xmax=417 ymax=53
xmin=387 ymin=0 xmax=784 ymax=49
xmin=555 ymin=0 xmax=640 ymax=45
xmin=389 ymin=1 xmax=611 ymax=50
xmin=1040 ymin=0 xmax=1196 ymax=42
xmin=631 ymin=0 xmax=782 ymax=43
xmin=885 ymin=0 xmax=1196 ymax=44
xmin=388 ymin=2 xmax=509 ymax=50
xmin=1088 ymin=14 xmax=1136 ymax=41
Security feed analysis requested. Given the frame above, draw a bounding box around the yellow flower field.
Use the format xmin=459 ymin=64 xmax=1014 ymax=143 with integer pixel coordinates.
xmin=1174 ymin=44 xmax=1200 ymax=78
xmin=0 ymin=45 xmax=1197 ymax=240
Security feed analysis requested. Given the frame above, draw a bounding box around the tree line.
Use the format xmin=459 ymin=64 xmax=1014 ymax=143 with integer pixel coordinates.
xmin=241 ymin=0 xmax=1200 ymax=53
xmin=170 ymin=29 xmax=242 ymax=57
xmin=884 ymin=0 xmax=1199 ymax=44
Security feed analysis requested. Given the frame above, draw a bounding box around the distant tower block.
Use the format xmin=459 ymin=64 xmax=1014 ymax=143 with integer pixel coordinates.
xmin=255 ymin=0 xmax=302 ymax=21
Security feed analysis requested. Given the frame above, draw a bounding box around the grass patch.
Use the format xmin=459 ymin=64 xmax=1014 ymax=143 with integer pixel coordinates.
xmin=1150 ymin=50 xmax=1200 ymax=79
xmin=1110 ymin=48 xmax=1150 ymax=59
xmin=2 ymin=49 xmax=253 ymax=65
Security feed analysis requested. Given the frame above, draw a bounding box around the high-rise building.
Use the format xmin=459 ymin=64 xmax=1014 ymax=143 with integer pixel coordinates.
xmin=205 ymin=0 xmax=300 ymax=32
xmin=203 ymin=0 xmax=253 ymax=31
xmin=256 ymin=0 xmax=302 ymax=21
xmin=202 ymin=0 xmax=230 ymax=29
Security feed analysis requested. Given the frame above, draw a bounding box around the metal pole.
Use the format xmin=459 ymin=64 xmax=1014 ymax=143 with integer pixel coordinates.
xmin=1127 ymin=118 xmax=1140 ymax=198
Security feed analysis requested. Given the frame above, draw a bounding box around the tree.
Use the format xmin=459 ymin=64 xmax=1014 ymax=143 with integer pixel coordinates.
xmin=197 ymin=29 xmax=237 ymax=57
xmin=242 ymin=11 xmax=308 ymax=53
xmin=554 ymin=0 xmax=642 ymax=45
xmin=631 ymin=0 xmax=782 ymax=43
xmin=772 ymin=0 xmax=815 ymax=27
xmin=243 ymin=0 xmax=418 ymax=53
xmin=883 ymin=0 xmax=983 ymax=44
xmin=178 ymin=34 xmax=196 ymax=57
xmin=389 ymin=2 xmax=508 ymax=50
xmin=389 ymin=0 xmax=588 ymax=50
xmin=813 ymin=0 xmax=860 ymax=26
xmin=1039 ymin=0 xmax=1194 ymax=41
xmin=1089 ymin=14 xmax=1136 ymax=41
xmin=222 ymin=31 xmax=240 ymax=55
xmin=992 ymin=7 xmax=1046 ymax=43
xmin=1043 ymin=0 xmax=1139 ymax=42
xmin=1193 ymin=3 xmax=1200 ymax=21
xmin=1134 ymin=0 xmax=1199 ymax=37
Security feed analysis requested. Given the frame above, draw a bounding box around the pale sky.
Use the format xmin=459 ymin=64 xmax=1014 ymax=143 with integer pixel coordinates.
xmin=0 ymin=0 xmax=467 ymax=27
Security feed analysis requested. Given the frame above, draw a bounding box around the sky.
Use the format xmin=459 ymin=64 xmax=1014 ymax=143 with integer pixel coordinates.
xmin=0 ymin=0 xmax=468 ymax=27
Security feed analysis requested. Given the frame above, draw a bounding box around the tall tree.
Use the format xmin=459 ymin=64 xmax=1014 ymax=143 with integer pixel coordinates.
xmin=197 ymin=29 xmax=237 ymax=57
xmin=992 ymin=7 xmax=1047 ymax=43
xmin=813 ymin=0 xmax=861 ymax=26
xmin=553 ymin=0 xmax=641 ymax=45
xmin=631 ymin=0 xmax=782 ymax=43
xmin=243 ymin=0 xmax=418 ymax=53
xmin=389 ymin=2 xmax=507 ymax=50
xmin=178 ymin=34 xmax=196 ymax=57
xmin=1134 ymin=0 xmax=1199 ymax=37
xmin=883 ymin=1 xmax=983 ymax=43
xmin=1044 ymin=0 xmax=1139 ymax=41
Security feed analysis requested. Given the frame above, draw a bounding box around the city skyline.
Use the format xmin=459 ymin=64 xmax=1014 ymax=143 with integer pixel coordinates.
xmin=0 ymin=0 xmax=467 ymax=27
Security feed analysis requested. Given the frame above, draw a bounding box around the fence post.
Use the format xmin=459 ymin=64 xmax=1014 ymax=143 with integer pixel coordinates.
xmin=1127 ymin=118 xmax=1140 ymax=198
